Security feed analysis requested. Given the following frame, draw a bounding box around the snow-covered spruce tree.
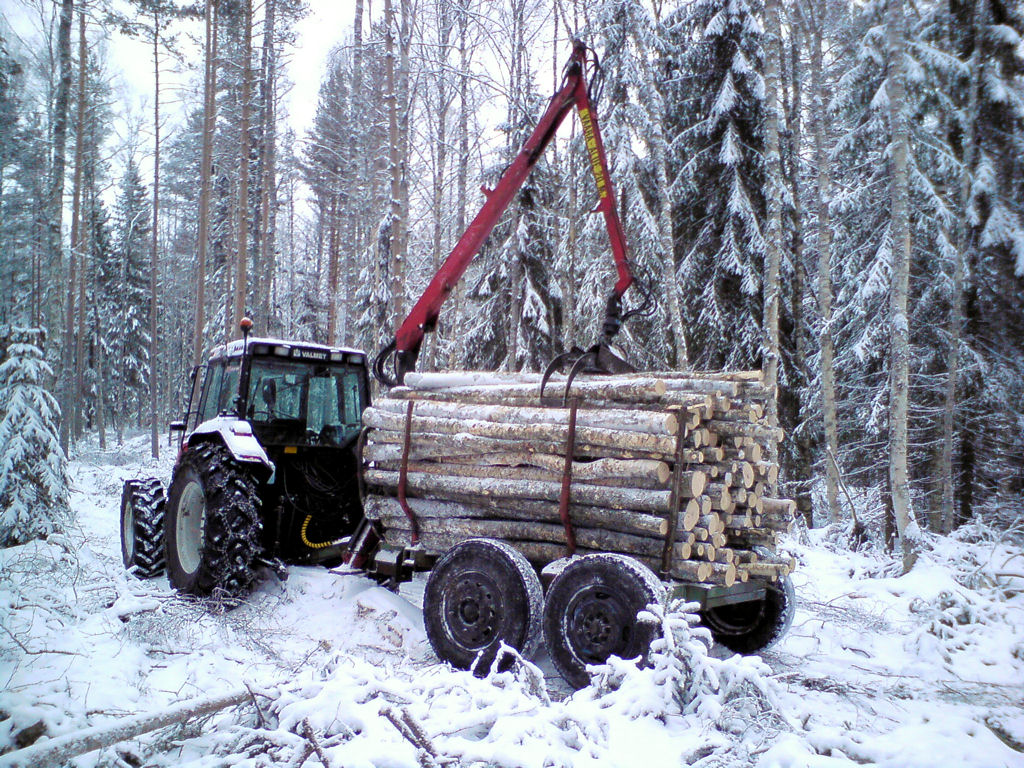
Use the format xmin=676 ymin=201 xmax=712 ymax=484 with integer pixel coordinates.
xmin=0 ymin=332 xmax=70 ymax=546
xmin=463 ymin=58 xmax=562 ymax=372
xmin=827 ymin=0 xmax=965 ymax=532
xmin=662 ymin=0 xmax=768 ymax=370
xmin=580 ymin=0 xmax=685 ymax=370
xmin=463 ymin=119 xmax=562 ymax=372
xmin=952 ymin=0 xmax=1024 ymax=528
xmin=109 ymin=158 xmax=152 ymax=438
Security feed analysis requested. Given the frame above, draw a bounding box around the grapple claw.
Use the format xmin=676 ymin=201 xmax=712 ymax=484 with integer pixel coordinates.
xmin=540 ymin=343 xmax=635 ymax=405
xmin=540 ymin=348 xmax=584 ymax=400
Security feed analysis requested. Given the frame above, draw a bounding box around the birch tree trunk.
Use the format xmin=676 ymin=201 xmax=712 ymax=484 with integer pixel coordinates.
xmin=808 ymin=0 xmax=841 ymax=525
xmin=761 ymin=0 xmax=783 ymax=459
xmin=941 ymin=0 xmax=984 ymax=533
xmin=886 ymin=0 xmax=918 ymax=570
xmin=233 ymin=0 xmax=253 ymax=333
xmin=194 ymin=0 xmax=217 ymax=365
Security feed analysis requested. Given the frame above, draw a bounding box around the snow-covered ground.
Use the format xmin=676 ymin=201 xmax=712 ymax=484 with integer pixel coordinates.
xmin=2 ymin=434 xmax=1023 ymax=767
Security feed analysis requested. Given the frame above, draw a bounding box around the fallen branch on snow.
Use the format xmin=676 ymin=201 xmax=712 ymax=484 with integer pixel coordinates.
xmin=0 ymin=689 xmax=252 ymax=767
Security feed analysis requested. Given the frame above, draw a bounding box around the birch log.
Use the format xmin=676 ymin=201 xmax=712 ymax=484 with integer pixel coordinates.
xmin=0 ymin=690 xmax=250 ymax=768
xmin=373 ymin=397 xmax=680 ymax=435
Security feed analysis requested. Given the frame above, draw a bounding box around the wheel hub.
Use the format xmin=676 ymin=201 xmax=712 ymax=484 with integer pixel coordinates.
xmin=566 ymin=587 xmax=631 ymax=663
xmin=121 ymin=498 xmax=135 ymax=562
xmin=175 ymin=480 xmax=206 ymax=575
xmin=443 ymin=572 xmax=502 ymax=650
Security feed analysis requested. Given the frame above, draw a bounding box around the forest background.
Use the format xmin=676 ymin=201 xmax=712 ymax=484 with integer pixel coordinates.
xmin=0 ymin=0 xmax=1021 ymax=560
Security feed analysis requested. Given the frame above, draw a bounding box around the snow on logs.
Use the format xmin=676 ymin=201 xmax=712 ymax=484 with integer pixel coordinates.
xmin=361 ymin=370 xmax=796 ymax=587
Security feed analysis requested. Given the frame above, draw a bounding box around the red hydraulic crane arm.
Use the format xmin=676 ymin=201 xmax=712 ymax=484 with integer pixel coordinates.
xmin=376 ymin=41 xmax=634 ymax=386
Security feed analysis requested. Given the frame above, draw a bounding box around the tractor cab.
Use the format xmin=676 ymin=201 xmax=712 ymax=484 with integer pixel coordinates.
xmin=185 ymin=339 xmax=370 ymax=451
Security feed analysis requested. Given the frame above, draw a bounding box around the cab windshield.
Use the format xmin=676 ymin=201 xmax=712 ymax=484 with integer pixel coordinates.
xmin=246 ymin=357 xmax=365 ymax=446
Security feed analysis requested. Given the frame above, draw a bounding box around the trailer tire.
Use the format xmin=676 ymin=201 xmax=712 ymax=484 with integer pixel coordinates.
xmin=165 ymin=443 xmax=263 ymax=599
xmin=542 ymin=554 xmax=664 ymax=690
xmin=701 ymin=575 xmax=795 ymax=654
xmin=120 ymin=478 xmax=166 ymax=578
xmin=423 ymin=538 xmax=542 ymax=674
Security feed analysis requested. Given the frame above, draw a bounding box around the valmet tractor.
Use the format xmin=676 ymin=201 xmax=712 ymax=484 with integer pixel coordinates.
xmin=120 ymin=330 xmax=371 ymax=596
xmin=121 ymin=41 xmax=794 ymax=683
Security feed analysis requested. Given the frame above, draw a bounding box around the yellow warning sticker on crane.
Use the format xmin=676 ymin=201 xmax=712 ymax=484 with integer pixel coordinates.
xmin=579 ymin=107 xmax=609 ymax=200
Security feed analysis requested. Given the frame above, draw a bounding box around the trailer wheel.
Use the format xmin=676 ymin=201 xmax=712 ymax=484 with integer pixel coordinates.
xmin=543 ymin=554 xmax=665 ymax=689
xmin=165 ymin=443 xmax=263 ymax=598
xmin=701 ymin=575 xmax=795 ymax=654
xmin=423 ymin=538 xmax=542 ymax=674
xmin=120 ymin=478 xmax=166 ymax=578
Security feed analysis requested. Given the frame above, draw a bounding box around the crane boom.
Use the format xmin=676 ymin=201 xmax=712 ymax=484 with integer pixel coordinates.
xmin=375 ymin=41 xmax=635 ymax=385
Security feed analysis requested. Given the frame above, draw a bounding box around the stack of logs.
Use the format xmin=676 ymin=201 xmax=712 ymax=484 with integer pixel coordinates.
xmin=360 ymin=371 xmax=797 ymax=587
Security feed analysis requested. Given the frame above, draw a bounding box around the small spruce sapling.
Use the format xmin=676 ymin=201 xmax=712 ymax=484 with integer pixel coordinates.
xmin=0 ymin=334 xmax=71 ymax=546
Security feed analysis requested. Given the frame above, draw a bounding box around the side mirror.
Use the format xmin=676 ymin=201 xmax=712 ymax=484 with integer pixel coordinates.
xmin=169 ymin=421 xmax=186 ymax=432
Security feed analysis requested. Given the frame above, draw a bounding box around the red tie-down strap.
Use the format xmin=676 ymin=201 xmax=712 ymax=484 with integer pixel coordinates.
xmin=398 ymin=400 xmax=420 ymax=545
xmin=558 ymin=398 xmax=580 ymax=556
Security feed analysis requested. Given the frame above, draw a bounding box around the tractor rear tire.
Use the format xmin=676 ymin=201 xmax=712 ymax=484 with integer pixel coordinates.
xmin=120 ymin=478 xmax=166 ymax=578
xmin=423 ymin=538 xmax=543 ymax=675
xmin=700 ymin=575 xmax=796 ymax=654
xmin=165 ymin=443 xmax=263 ymax=599
xmin=542 ymin=554 xmax=665 ymax=690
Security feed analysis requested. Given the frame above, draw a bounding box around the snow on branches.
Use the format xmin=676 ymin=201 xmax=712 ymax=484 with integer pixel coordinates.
xmin=0 ymin=333 xmax=70 ymax=546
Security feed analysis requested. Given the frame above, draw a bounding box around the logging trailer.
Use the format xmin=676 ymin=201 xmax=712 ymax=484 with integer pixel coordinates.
xmin=120 ymin=42 xmax=796 ymax=689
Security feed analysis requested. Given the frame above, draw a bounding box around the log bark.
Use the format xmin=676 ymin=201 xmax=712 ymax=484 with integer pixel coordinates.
xmin=0 ymin=690 xmax=250 ymax=768
xmin=367 ymin=429 xmax=672 ymax=461
xmin=366 ymin=446 xmax=671 ymax=485
xmin=377 ymin=515 xmax=669 ymax=559
xmin=373 ymin=397 xmax=679 ymax=435
xmin=396 ymin=376 xmax=669 ymax=401
xmin=363 ymin=410 xmax=678 ymax=455
xmin=362 ymin=494 xmax=670 ymax=538
xmin=364 ymin=470 xmax=672 ymax=513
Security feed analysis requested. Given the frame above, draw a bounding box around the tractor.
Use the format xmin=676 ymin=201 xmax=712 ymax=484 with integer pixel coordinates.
xmin=120 ymin=326 xmax=371 ymax=596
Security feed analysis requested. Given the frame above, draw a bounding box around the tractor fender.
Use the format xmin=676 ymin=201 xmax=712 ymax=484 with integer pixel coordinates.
xmin=187 ymin=417 xmax=275 ymax=474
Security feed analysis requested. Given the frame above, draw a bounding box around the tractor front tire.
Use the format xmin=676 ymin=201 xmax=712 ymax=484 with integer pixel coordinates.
xmin=120 ymin=478 xmax=166 ymax=578
xmin=165 ymin=443 xmax=263 ymax=598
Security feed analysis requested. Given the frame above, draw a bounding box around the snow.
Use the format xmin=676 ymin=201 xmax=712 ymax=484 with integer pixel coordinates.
xmin=1 ymin=436 xmax=1023 ymax=767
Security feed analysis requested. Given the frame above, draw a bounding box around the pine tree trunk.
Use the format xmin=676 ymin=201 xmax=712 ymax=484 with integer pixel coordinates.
xmin=397 ymin=0 xmax=411 ymax=324
xmin=150 ymin=9 xmax=161 ymax=460
xmin=195 ymin=0 xmax=217 ymax=365
xmin=94 ymin=301 xmax=105 ymax=449
xmin=886 ymin=0 xmax=918 ymax=570
xmin=234 ymin=0 xmax=253 ymax=334
xmin=809 ymin=0 xmax=841 ymax=525
xmin=426 ymin=19 xmax=451 ymax=370
xmin=384 ymin=0 xmax=402 ymax=327
xmin=61 ymin=1 xmax=86 ymax=449
xmin=53 ymin=0 xmax=74 ymax=453
xmin=784 ymin=28 xmax=813 ymax=525
xmin=761 ymin=0 xmax=783 ymax=458
xmin=257 ymin=0 xmax=277 ymax=333
xmin=449 ymin=0 xmax=470 ymax=367
xmin=327 ymin=195 xmax=339 ymax=344
xmin=941 ymin=0 xmax=984 ymax=533
xmin=70 ymin=5 xmax=88 ymax=441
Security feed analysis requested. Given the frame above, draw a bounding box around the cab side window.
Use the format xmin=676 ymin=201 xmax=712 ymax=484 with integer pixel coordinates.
xmin=197 ymin=363 xmax=224 ymax=423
